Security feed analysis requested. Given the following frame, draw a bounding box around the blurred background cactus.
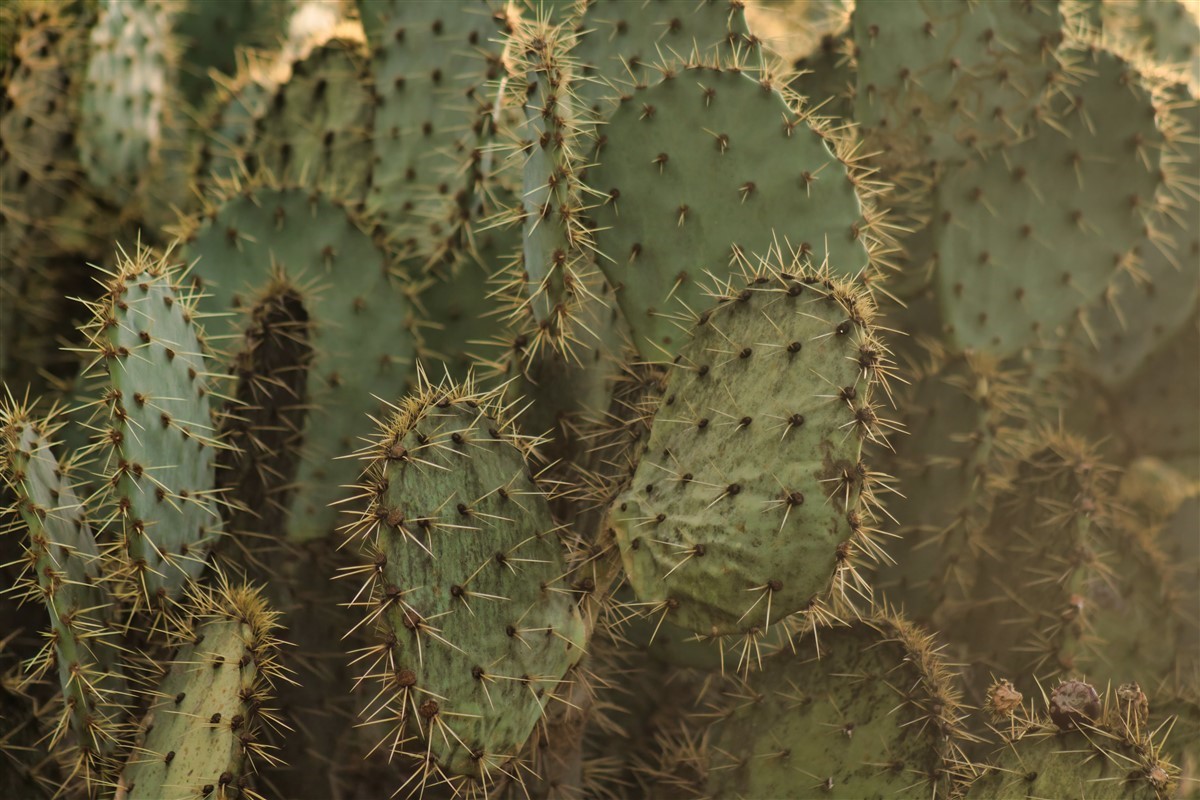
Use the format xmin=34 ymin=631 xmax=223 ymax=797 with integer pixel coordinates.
xmin=0 ymin=0 xmax=1197 ymax=798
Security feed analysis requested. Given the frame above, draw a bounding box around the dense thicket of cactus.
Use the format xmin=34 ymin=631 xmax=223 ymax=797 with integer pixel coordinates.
xmin=1 ymin=1 xmax=1197 ymax=798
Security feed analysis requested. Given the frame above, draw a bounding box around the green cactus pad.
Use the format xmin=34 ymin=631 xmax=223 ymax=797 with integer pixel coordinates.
xmin=1 ymin=401 xmax=125 ymax=786
xmin=588 ymin=66 xmax=875 ymax=360
xmin=572 ymin=0 xmax=750 ymax=117
xmin=359 ymin=0 xmax=504 ymax=262
xmin=251 ymin=37 xmax=374 ymax=200
xmin=608 ymin=262 xmax=891 ymax=636
xmin=966 ymin=680 xmax=1179 ymax=799
xmin=657 ymin=612 xmax=966 ymax=799
xmin=344 ymin=375 xmax=586 ymax=785
xmin=115 ymin=580 xmax=286 ymax=800
xmin=82 ymin=247 xmax=222 ymax=605
xmin=789 ymin=28 xmax=855 ymax=121
xmin=1070 ymin=92 xmax=1199 ymax=386
xmin=80 ymin=0 xmax=179 ymax=208
xmin=182 ymin=182 xmax=416 ymax=542
xmin=933 ymin=44 xmax=1170 ymax=358
xmin=852 ymin=0 xmax=1063 ymax=167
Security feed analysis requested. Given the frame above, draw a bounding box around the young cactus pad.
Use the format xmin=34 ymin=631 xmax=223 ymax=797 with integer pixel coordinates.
xmin=342 ymin=373 xmax=586 ymax=787
xmin=608 ymin=259 xmax=893 ymax=636
xmin=1 ymin=400 xmax=125 ymax=786
xmin=115 ymin=580 xmax=287 ymax=800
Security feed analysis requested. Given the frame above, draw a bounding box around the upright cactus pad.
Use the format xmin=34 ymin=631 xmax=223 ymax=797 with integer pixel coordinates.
xmin=343 ymin=374 xmax=586 ymax=789
xmin=652 ymin=611 xmax=967 ymax=799
xmin=589 ymin=65 xmax=878 ymax=359
xmin=115 ymin=579 xmax=287 ymax=800
xmin=173 ymin=0 xmax=289 ymax=109
xmin=251 ymin=36 xmax=374 ymax=201
xmin=80 ymin=246 xmax=222 ymax=606
xmin=181 ymin=181 xmax=416 ymax=542
xmin=852 ymin=0 xmax=1063 ymax=167
xmin=1 ymin=400 xmax=126 ymax=789
xmin=609 ymin=259 xmax=893 ymax=636
xmin=80 ymin=0 xmax=179 ymax=209
xmin=359 ymin=0 xmax=505 ymax=263
xmin=933 ymin=42 xmax=1171 ymax=358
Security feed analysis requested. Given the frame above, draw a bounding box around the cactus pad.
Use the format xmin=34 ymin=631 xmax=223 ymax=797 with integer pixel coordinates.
xmin=589 ymin=66 xmax=875 ymax=359
xmin=343 ymin=374 xmax=586 ymax=787
xmin=609 ymin=260 xmax=892 ymax=636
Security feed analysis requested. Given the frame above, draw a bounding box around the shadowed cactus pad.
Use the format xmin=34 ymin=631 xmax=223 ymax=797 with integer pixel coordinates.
xmin=609 ymin=259 xmax=895 ymax=637
xmin=342 ymin=374 xmax=586 ymax=789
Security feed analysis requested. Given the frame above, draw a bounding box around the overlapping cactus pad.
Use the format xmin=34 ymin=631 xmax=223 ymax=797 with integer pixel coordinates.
xmin=0 ymin=1 xmax=1196 ymax=798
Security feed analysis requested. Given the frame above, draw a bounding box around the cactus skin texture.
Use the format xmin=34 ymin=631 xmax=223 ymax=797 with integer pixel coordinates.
xmin=851 ymin=0 xmax=1064 ymax=168
xmin=609 ymin=256 xmax=893 ymax=637
xmin=932 ymin=41 xmax=1172 ymax=359
xmin=114 ymin=578 xmax=287 ymax=800
xmin=1 ymin=1 xmax=1199 ymax=798
xmin=342 ymin=372 xmax=586 ymax=791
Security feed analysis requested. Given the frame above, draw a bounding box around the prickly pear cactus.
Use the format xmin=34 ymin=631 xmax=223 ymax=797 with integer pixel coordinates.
xmin=342 ymin=373 xmax=586 ymax=790
xmin=80 ymin=246 xmax=222 ymax=606
xmin=1 ymin=1 xmax=1197 ymax=797
xmin=114 ymin=579 xmax=286 ymax=799
xmin=650 ymin=610 xmax=968 ymax=799
xmin=609 ymin=259 xmax=893 ymax=637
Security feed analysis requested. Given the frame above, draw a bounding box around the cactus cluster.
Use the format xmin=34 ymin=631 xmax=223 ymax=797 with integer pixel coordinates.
xmin=1 ymin=1 xmax=1197 ymax=798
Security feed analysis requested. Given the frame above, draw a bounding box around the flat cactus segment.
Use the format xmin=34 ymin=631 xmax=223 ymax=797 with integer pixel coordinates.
xmin=608 ymin=262 xmax=892 ymax=636
xmin=965 ymin=680 xmax=1179 ymax=799
xmin=852 ymin=0 xmax=1064 ymax=167
xmin=573 ymin=0 xmax=750 ymax=116
xmin=507 ymin=13 xmax=598 ymax=343
xmin=0 ymin=401 xmax=125 ymax=787
xmin=359 ymin=0 xmax=505 ymax=260
xmin=589 ymin=66 xmax=875 ymax=359
xmin=1070 ymin=90 xmax=1199 ymax=386
xmin=82 ymin=247 xmax=222 ymax=605
xmin=81 ymin=0 xmax=179 ymax=208
xmin=115 ymin=580 xmax=287 ymax=800
xmin=658 ymin=612 xmax=967 ymax=799
xmin=251 ymin=37 xmax=374 ymax=200
xmin=182 ymin=183 xmax=415 ymax=542
xmin=343 ymin=374 xmax=586 ymax=786
xmin=933 ymin=44 xmax=1169 ymax=358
